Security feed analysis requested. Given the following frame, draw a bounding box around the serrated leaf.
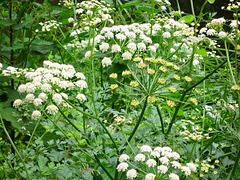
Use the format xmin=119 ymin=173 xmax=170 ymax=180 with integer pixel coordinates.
xmin=178 ymin=15 xmax=195 ymax=23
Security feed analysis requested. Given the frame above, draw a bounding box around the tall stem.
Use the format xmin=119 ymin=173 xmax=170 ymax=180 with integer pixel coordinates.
xmin=0 ymin=115 xmax=31 ymax=180
xmin=224 ymin=41 xmax=236 ymax=85
xmin=167 ymin=60 xmax=227 ymax=134
xmin=156 ymin=105 xmax=164 ymax=134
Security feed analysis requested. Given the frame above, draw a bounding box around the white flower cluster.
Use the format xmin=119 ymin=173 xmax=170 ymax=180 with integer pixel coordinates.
xmin=9 ymin=60 xmax=87 ymax=120
xmin=179 ymin=120 xmax=212 ymax=141
xmin=64 ymin=0 xmax=114 ymax=27
xmin=117 ymin=145 xmax=197 ymax=179
xmin=38 ymin=20 xmax=62 ymax=32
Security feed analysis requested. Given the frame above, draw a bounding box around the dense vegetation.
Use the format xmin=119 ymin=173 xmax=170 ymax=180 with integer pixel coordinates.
xmin=0 ymin=0 xmax=239 ymax=179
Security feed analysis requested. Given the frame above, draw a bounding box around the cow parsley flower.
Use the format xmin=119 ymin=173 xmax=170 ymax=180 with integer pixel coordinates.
xmin=13 ymin=99 xmax=23 ymax=108
xmin=157 ymin=165 xmax=168 ymax=174
xmin=76 ymin=93 xmax=87 ymax=102
xmin=122 ymin=51 xmax=132 ymax=60
xmin=146 ymin=159 xmax=157 ymax=167
xmin=33 ymin=98 xmax=43 ymax=106
xmin=46 ymin=104 xmax=58 ymax=115
xmin=140 ymin=145 xmax=152 ymax=153
xmin=75 ymin=72 xmax=86 ymax=80
xmin=31 ymin=110 xmax=41 ymax=120
xmin=111 ymin=44 xmax=121 ymax=53
xmin=99 ymin=42 xmax=109 ymax=52
xmin=162 ymin=32 xmax=171 ymax=38
xmin=145 ymin=173 xmax=156 ymax=180
xmin=127 ymin=42 xmax=137 ymax=51
xmin=25 ymin=94 xmax=35 ymax=103
xmin=137 ymin=42 xmax=146 ymax=51
xmin=169 ymin=173 xmax=179 ymax=180
xmin=117 ymin=162 xmax=129 ymax=172
xmin=134 ymin=153 xmax=146 ymax=162
xmin=102 ymin=57 xmax=112 ymax=67
xmin=52 ymin=93 xmax=63 ymax=104
xmin=38 ymin=93 xmax=48 ymax=101
xmin=126 ymin=169 xmax=137 ymax=179
xmin=119 ymin=154 xmax=130 ymax=162
xmin=75 ymin=80 xmax=88 ymax=89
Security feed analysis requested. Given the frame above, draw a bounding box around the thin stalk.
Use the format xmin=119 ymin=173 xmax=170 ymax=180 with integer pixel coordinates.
xmin=156 ymin=105 xmax=164 ymax=134
xmin=51 ymin=32 xmax=81 ymax=71
xmin=200 ymin=134 xmax=218 ymax=155
xmin=167 ymin=60 xmax=227 ymax=134
xmin=187 ymin=142 xmax=196 ymax=162
xmin=115 ymin=96 xmax=148 ymax=180
xmin=0 ymin=115 xmax=31 ymax=180
xmin=62 ymin=97 xmax=119 ymax=152
xmin=175 ymin=0 xmax=182 ymax=14
xmin=122 ymin=130 xmax=136 ymax=155
xmin=228 ymin=145 xmax=240 ymax=179
xmin=224 ymin=41 xmax=236 ymax=85
xmin=24 ymin=117 xmax=42 ymax=157
xmin=190 ymin=0 xmax=197 ymax=24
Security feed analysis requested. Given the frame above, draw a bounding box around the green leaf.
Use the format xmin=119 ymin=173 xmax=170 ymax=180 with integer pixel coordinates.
xmin=0 ymin=105 xmax=22 ymax=131
xmin=178 ymin=15 xmax=195 ymax=23
xmin=208 ymin=0 xmax=215 ymax=4
xmin=0 ymin=19 xmax=16 ymax=27
xmin=196 ymin=48 xmax=207 ymax=57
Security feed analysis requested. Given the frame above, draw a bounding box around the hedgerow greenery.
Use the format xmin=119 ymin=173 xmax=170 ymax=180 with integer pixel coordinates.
xmin=0 ymin=0 xmax=239 ymax=179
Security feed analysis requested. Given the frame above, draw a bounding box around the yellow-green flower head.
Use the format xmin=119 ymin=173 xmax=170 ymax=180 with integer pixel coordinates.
xmin=158 ymin=78 xmax=166 ymax=84
xmin=173 ymin=65 xmax=180 ymax=71
xmin=147 ymin=68 xmax=155 ymax=75
xmin=147 ymin=96 xmax=157 ymax=104
xmin=122 ymin=70 xmax=131 ymax=76
xmin=167 ymin=100 xmax=175 ymax=108
xmin=138 ymin=62 xmax=146 ymax=69
xmin=110 ymin=84 xmax=118 ymax=90
xmin=144 ymin=57 xmax=156 ymax=63
xmin=131 ymin=100 xmax=140 ymax=107
xmin=130 ymin=81 xmax=139 ymax=88
xmin=159 ymin=66 xmax=167 ymax=73
xmin=173 ymin=74 xmax=180 ymax=81
xmin=166 ymin=62 xmax=174 ymax=67
xmin=185 ymin=76 xmax=192 ymax=82
xmin=169 ymin=87 xmax=177 ymax=93
xmin=109 ymin=73 xmax=117 ymax=79
xmin=133 ymin=57 xmax=142 ymax=63
xmin=190 ymin=97 xmax=198 ymax=105
xmin=157 ymin=58 xmax=166 ymax=65
xmin=231 ymin=84 xmax=240 ymax=91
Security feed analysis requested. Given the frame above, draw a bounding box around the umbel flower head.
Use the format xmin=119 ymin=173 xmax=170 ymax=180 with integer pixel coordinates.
xmin=117 ymin=145 xmax=197 ymax=179
xmin=8 ymin=61 xmax=88 ymax=125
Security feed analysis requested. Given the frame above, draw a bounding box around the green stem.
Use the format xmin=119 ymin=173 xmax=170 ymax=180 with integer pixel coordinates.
xmin=224 ymin=41 xmax=236 ymax=85
xmin=122 ymin=130 xmax=136 ymax=155
xmin=125 ymin=95 xmax=148 ymax=146
xmin=156 ymin=105 xmax=164 ymax=134
xmin=62 ymin=97 xmax=119 ymax=152
xmin=24 ymin=116 xmax=42 ymax=159
xmin=167 ymin=60 xmax=227 ymax=134
xmin=0 ymin=115 xmax=31 ymax=180
xmin=228 ymin=145 xmax=240 ymax=179
xmin=51 ymin=32 xmax=81 ymax=71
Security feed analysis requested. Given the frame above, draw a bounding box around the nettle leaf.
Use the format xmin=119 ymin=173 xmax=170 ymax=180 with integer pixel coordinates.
xmin=208 ymin=0 xmax=215 ymax=4
xmin=178 ymin=15 xmax=195 ymax=23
